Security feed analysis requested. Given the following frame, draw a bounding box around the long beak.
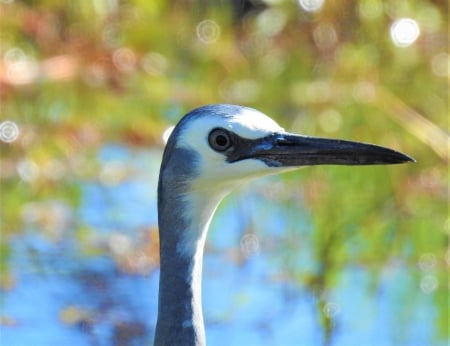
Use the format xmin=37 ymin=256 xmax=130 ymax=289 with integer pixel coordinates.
xmin=227 ymin=133 xmax=415 ymax=167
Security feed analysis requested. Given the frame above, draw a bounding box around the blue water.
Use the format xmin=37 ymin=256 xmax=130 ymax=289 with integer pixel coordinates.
xmin=0 ymin=145 xmax=443 ymax=346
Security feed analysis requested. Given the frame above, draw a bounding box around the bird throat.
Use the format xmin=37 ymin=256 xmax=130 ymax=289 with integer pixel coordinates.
xmin=155 ymin=183 xmax=225 ymax=346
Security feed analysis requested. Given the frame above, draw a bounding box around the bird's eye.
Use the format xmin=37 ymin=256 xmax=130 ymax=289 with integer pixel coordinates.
xmin=208 ymin=128 xmax=233 ymax=152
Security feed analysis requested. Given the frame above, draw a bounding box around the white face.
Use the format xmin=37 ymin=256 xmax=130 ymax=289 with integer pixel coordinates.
xmin=175 ymin=107 xmax=287 ymax=193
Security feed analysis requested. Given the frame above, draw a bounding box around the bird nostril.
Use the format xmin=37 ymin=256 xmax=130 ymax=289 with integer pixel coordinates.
xmin=275 ymin=136 xmax=295 ymax=146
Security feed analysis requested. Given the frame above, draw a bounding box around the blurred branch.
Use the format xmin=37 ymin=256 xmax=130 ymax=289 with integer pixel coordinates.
xmin=375 ymin=86 xmax=449 ymax=162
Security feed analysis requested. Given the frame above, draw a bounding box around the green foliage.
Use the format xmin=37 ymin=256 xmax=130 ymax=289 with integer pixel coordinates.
xmin=0 ymin=0 xmax=448 ymax=343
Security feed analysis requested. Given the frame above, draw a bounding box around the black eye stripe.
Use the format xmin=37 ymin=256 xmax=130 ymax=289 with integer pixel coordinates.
xmin=208 ymin=128 xmax=233 ymax=152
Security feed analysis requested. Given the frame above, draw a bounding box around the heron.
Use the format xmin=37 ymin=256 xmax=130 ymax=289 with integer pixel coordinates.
xmin=154 ymin=104 xmax=413 ymax=346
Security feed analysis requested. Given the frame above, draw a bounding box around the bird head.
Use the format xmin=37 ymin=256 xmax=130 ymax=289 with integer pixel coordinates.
xmin=160 ymin=104 xmax=413 ymax=195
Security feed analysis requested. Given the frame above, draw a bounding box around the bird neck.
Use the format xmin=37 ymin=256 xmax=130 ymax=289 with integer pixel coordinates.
xmin=155 ymin=179 xmax=225 ymax=346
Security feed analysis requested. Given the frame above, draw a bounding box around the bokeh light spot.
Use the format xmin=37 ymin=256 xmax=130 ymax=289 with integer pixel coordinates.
xmin=318 ymin=109 xmax=341 ymax=133
xmin=113 ymin=47 xmax=136 ymax=72
xmin=390 ymin=18 xmax=420 ymax=47
xmin=418 ymin=253 xmax=437 ymax=272
xmin=4 ymin=48 xmax=39 ymax=85
xmin=6 ymin=60 xmax=39 ymax=85
xmin=0 ymin=120 xmax=20 ymax=143
xmin=85 ymin=63 xmax=108 ymax=87
xmin=298 ymin=0 xmax=325 ymax=12
xmin=240 ymin=233 xmax=260 ymax=257
xmin=256 ymin=8 xmax=287 ymax=37
xmin=99 ymin=160 xmax=128 ymax=186
xmin=4 ymin=47 xmax=26 ymax=65
xmin=17 ymin=159 xmax=39 ymax=182
xmin=313 ymin=23 xmax=337 ymax=50
xmin=420 ymin=274 xmax=438 ymax=294
xmin=196 ymin=19 xmax=221 ymax=44
xmin=102 ymin=23 xmax=123 ymax=47
xmin=323 ymin=302 xmax=340 ymax=317
xmin=431 ymin=53 xmax=449 ymax=77
xmin=108 ymin=233 xmax=132 ymax=257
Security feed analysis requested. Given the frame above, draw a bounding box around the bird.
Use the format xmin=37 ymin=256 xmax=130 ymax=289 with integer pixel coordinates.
xmin=154 ymin=104 xmax=413 ymax=346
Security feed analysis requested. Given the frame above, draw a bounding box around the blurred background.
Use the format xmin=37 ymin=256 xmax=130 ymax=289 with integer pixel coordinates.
xmin=0 ymin=0 xmax=448 ymax=345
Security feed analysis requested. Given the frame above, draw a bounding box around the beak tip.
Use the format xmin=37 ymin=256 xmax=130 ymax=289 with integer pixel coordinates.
xmin=400 ymin=153 xmax=416 ymax=164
